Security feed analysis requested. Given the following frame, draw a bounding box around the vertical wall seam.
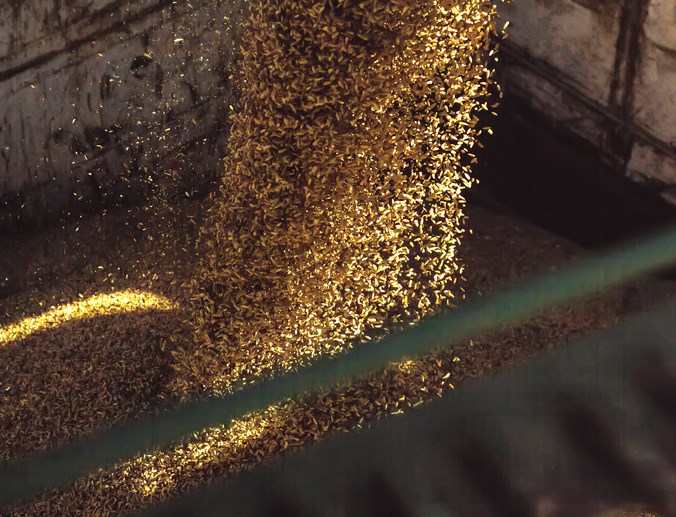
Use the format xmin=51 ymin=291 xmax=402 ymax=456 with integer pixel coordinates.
xmin=607 ymin=0 xmax=651 ymax=165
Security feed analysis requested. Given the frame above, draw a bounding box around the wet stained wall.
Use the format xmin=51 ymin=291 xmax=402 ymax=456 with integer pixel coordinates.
xmin=0 ymin=0 xmax=248 ymax=231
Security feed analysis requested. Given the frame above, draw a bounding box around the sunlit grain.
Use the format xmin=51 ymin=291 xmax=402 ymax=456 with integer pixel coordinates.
xmin=0 ymin=290 xmax=176 ymax=347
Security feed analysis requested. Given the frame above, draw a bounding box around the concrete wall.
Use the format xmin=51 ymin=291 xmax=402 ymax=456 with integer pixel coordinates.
xmin=498 ymin=0 xmax=676 ymax=201
xmin=4 ymin=0 xmax=676 ymax=230
xmin=0 ymin=0 xmax=248 ymax=231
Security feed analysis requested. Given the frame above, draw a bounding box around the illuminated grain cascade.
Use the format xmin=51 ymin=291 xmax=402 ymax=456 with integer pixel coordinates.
xmin=5 ymin=1 xmax=501 ymax=514
xmin=172 ymin=0 xmax=500 ymax=396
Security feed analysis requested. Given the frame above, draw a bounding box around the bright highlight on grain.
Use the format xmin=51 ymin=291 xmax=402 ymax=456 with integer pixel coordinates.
xmin=0 ymin=290 xmax=176 ymax=347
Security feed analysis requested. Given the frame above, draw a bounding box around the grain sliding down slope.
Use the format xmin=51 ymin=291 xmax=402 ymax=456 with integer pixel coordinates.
xmin=7 ymin=200 xmax=673 ymax=517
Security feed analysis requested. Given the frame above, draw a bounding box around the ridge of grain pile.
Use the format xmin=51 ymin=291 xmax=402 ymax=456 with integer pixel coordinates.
xmin=172 ymin=0 xmax=500 ymax=396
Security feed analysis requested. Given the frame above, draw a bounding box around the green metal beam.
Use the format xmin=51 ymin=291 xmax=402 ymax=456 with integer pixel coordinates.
xmin=143 ymin=298 xmax=676 ymax=516
xmin=3 ymin=224 xmax=676 ymax=509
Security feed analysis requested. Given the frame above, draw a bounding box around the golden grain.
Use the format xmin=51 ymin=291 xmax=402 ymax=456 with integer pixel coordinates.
xmin=4 ymin=0 xmax=500 ymax=514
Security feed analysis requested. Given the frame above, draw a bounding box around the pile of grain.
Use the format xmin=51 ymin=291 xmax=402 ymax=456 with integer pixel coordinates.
xmin=3 ymin=0 xmax=502 ymax=514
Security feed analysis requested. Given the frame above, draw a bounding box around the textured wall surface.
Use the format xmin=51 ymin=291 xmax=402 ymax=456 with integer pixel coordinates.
xmin=0 ymin=0 xmax=247 ymax=231
xmin=3 ymin=0 xmax=676 ymax=229
xmin=498 ymin=0 xmax=676 ymax=199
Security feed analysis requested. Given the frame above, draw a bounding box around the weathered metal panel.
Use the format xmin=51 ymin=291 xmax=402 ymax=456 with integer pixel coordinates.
xmin=633 ymin=1 xmax=676 ymax=147
xmin=626 ymin=0 xmax=676 ymax=185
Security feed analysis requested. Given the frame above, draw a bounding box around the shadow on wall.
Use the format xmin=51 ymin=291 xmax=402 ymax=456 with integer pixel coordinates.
xmin=473 ymin=94 xmax=676 ymax=249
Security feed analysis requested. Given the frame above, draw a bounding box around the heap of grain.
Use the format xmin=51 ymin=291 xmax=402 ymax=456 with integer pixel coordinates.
xmin=172 ymin=0 xmax=499 ymax=396
xmin=2 ymin=2 xmax=502 ymax=513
